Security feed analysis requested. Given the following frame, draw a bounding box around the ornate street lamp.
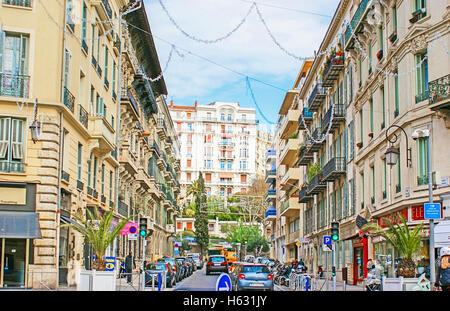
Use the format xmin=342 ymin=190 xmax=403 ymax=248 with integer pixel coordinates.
xmin=385 ymin=124 xmax=412 ymax=167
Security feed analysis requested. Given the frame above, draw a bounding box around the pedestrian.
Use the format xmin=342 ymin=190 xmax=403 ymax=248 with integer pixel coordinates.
xmin=437 ymin=246 xmax=450 ymax=291
xmin=125 ymin=251 xmax=136 ymax=284
xmin=317 ymin=266 xmax=324 ymax=278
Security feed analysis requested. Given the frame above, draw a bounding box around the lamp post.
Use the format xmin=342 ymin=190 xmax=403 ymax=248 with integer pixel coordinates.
xmin=385 ymin=125 xmax=435 ymax=287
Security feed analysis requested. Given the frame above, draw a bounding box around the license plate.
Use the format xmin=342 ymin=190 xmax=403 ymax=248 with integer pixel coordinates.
xmin=214 ymin=263 xmax=220 ymax=266
xmin=249 ymin=283 xmax=263 ymax=287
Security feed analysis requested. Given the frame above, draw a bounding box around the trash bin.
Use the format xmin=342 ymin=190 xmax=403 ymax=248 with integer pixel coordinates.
xmin=342 ymin=267 xmax=348 ymax=282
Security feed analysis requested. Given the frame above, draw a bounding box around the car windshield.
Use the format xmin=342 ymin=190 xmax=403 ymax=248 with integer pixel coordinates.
xmin=147 ymin=263 xmax=166 ymax=270
xmin=210 ymin=257 xmax=225 ymax=262
xmin=243 ymin=266 xmax=270 ymax=273
xmin=176 ymin=258 xmax=185 ymax=263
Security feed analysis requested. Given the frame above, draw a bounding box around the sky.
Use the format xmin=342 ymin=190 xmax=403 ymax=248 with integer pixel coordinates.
xmin=142 ymin=0 xmax=341 ymax=133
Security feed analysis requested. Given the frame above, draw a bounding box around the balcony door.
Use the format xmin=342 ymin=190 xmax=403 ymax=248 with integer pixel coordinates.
xmin=0 ymin=33 xmax=29 ymax=97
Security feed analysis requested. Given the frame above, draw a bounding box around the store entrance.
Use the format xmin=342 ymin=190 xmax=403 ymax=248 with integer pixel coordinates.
xmin=353 ymin=247 xmax=364 ymax=285
xmin=1 ymin=239 xmax=27 ymax=287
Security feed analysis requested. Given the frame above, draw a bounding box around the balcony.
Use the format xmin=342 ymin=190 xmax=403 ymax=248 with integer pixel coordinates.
xmin=3 ymin=0 xmax=32 ymax=7
xmin=119 ymin=146 xmax=138 ymax=175
xmin=280 ymin=167 xmax=300 ymax=190
xmin=297 ymin=146 xmax=313 ymax=166
xmin=0 ymin=160 xmax=24 ymax=173
xmin=298 ymin=107 xmax=313 ymax=130
xmin=265 ymin=208 xmax=277 ymax=222
xmin=136 ymin=167 xmax=157 ymax=192
xmin=219 ymin=153 xmax=235 ymax=160
xmin=322 ymin=157 xmax=346 ymax=182
xmin=280 ymin=110 xmax=301 ymax=139
xmin=307 ymin=173 xmax=326 ymax=195
xmin=156 ymin=115 xmax=168 ymax=140
xmin=265 ymin=169 xmax=276 ymax=183
xmin=322 ymin=56 xmax=345 ymax=87
xmin=63 ymin=87 xmax=75 ymax=113
xmin=166 ymin=224 xmax=175 ymax=233
xmin=121 ymin=89 xmax=140 ymax=119
xmin=219 ymin=142 xmax=235 ymax=149
xmin=307 ymin=128 xmax=325 ymax=152
xmin=415 ymin=90 xmax=429 ymax=104
xmin=79 ymin=105 xmax=88 ymax=128
xmin=344 ymin=0 xmax=371 ymax=50
xmin=88 ymin=116 xmax=115 ymax=154
xmin=280 ymin=138 xmax=300 ymax=166
xmin=265 ymin=189 xmax=276 ymax=201
xmin=117 ymin=201 xmax=129 ymax=218
xmin=308 ymin=83 xmax=326 ymax=112
xmin=280 ymin=197 xmax=301 ymax=218
xmin=298 ymin=186 xmax=313 ymax=203
xmin=321 ymin=104 xmax=345 ymax=134
xmin=429 ymin=74 xmax=450 ymax=110
xmin=91 ymin=0 xmax=113 ymax=31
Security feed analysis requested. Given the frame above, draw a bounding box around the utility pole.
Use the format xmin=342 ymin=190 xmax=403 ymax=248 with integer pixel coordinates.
xmin=332 ymin=242 xmax=336 ymax=291
xmin=427 ymin=124 xmax=436 ymax=289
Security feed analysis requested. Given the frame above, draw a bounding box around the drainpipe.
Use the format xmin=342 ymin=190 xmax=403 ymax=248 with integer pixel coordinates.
xmin=55 ymin=0 xmax=68 ymax=289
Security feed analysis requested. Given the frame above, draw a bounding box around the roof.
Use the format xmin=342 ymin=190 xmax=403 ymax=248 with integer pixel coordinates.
xmin=125 ymin=2 xmax=168 ymax=96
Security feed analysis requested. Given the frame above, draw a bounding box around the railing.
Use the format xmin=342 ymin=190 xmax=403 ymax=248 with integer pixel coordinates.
xmin=118 ymin=201 xmax=129 ymax=217
xmin=322 ymin=104 xmax=345 ymax=132
xmin=0 ymin=160 xmax=24 ymax=173
xmin=298 ymin=187 xmax=312 ymax=202
xmin=61 ymin=170 xmax=70 ymax=182
xmin=266 ymin=189 xmax=276 ymax=198
xmin=307 ymin=173 xmax=326 ymax=194
xmin=428 ymin=74 xmax=450 ymax=105
xmin=308 ymin=83 xmax=326 ymax=109
xmin=417 ymin=175 xmax=429 ymax=186
xmin=415 ymin=90 xmax=429 ymax=103
xmin=79 ymin=104 xmax=88 ymax=128
xmin=344 ymin=0 xmax=371 ymax=46
xmin=77 ymin=180 xmax=84 ymax=191
xmin=280 ymin=200 xmax=289 ymax=214
xmin=0 ymin=73 xmax=30 ymax=98
xmin=265 ymin=169 xmax=276 ymax=179
xmin=63 ymin=87 xmax=75 ymax=112
xmin=82 ymin=39 xmax=88 ymax=54
xmin=322 ymin=157 xmax=346 ymax=180
xmin=302 ymin=107 xmax=313 ymax=119
xmin=102 ymin=0 xmax=112 ymax=19
xmin=265 ymin=209 xmax=276 ymax=218
xmin=3 ymin=0 xmax=32 ymax=7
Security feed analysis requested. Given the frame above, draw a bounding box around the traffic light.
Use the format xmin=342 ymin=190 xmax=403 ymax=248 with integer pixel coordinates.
xmin=139 ymin=217 xmax=148 ymax=237
xmin=332 ymin=266 xmax=336 ymax=277
xmin=331 ymin=221 xmax=339 ymax=241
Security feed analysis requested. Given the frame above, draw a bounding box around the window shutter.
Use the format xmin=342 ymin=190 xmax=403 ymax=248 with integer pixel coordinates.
xmin=11 ymin=119 xmax=23 ymax=160
xmin=19 ymin=35 xmax=28 ymax=75
xmin=0 ymin=118 xmax=10 ymax=159
xmin=0 ymin=28 xmax=4 ymax=73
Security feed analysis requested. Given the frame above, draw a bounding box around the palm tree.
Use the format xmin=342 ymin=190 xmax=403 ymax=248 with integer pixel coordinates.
xmin=62 ymin=207 xmax=134 ymax=271
xmin=362 ymin=213 xmax=424 ymax=278
xmin=186 ymin=180 xmax=201 ymax=202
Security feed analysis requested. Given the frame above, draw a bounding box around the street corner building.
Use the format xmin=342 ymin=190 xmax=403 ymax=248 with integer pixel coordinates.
xmin=264 ymin=0 xmax=450 ymax=286
xmin=0 ymin=0 xmax=181 ymax=289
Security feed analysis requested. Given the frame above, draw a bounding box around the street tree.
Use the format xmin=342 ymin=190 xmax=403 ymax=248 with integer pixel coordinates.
xmin=191 ymin=172 xmax=209 ymax=258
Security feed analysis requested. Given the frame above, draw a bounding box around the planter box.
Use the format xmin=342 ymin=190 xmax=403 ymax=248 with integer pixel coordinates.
xmin=382 ymin=277 xmax=430 ymax=291
xmin=77 ymin=269 xmax=116 ymax=291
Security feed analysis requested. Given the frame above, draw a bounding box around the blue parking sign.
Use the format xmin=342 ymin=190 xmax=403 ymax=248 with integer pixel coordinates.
xmin=424 ymin=203 xmax=441 ymax=219
xmin=323 ymin=236 xmax=332 ymax=245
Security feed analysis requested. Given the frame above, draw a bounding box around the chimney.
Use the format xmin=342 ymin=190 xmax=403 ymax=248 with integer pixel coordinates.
xmin=170 ymin=100 xmax=173 ymax=107
xmin=195 ymin=100 xmax=197 ymax=108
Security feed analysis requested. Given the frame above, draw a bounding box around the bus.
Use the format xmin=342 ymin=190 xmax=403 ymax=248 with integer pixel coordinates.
xmin=207 ymin=246 xmax=223 ymax=257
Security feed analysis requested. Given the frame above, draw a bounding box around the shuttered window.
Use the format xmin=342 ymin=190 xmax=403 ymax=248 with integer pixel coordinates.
xmin=0 ymin=117 xmax=24 ymax=172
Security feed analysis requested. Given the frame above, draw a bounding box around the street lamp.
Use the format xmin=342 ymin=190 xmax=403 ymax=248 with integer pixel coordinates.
xmin=384 ymin=124 xmax=412 ymax=167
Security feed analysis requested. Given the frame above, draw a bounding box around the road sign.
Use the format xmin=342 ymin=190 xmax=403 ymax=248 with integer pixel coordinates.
xmin=323 ymin=244 xmax=332 ymax=252
xmin=120 ymin=222 xmax=138 ymax=235
xmin=215 ymin=273 xmax=232 ymax=291
xmin=128 ymin=233 xmax=138 ymax=240
xmin=424 ymin=203 xmax=442 ymax=219
xmin=323 ymin=235 xmax=332 ymax=245
xmin=129 ymin=225 xmax=137 ymax=234
xmin=105 ymin=257 xmax=116 ymax=271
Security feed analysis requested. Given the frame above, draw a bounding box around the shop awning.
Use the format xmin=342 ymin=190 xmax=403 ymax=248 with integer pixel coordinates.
xmin=0 ymin=211 xmax=42 ymax=239
xmin=219 ymin=173 xmax=234 ymax=179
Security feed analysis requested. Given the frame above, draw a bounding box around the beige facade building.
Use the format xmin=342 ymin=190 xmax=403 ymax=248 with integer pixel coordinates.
xmin=0 ymin=0 xmax=180 ymax=288
xmin=266 ymin=0 xmax=450 ymax=286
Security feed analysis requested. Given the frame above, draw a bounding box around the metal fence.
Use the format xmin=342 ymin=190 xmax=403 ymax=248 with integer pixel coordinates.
xmin=116 ymin=271 xmax=167 ymax=291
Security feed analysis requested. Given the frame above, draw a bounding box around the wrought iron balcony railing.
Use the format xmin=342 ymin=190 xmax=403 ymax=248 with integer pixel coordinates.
xmin=0 ymin=160 xmax=24 ymax=173
xmin=79 ymin=104 xmax=88 ymax=128
xmin=429 ymin=74 xmax=450 ymax=106
xmin=0 ymin=73 xmax=30 ymax=98
xmin=63 ymin=87 xmax=75 ymax=113
xmin=321 ymin=104 xmax=345 ymax=134
xmin=344 ymin=0 xmax=371 ymax=48
xmin=322 ymin=157 xmax=346 ymax=181
xmin=307 ymin=173 xmax=326 ymax=195
xmin=3 ymin=0 xmax=32 ymax=7
xmin=308 ymin=83 xmax=326 ymax=111
xmin=298 ymin=187 xmax=313 ymax=203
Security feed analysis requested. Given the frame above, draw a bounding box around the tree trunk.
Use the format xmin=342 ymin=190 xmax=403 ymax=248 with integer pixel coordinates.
xmin=397 ymin=258 xmax=416 ymax=278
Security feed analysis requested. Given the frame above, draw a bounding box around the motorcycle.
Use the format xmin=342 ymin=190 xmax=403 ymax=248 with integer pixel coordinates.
xmin=365 ymin=268 xmax=382 ymax=291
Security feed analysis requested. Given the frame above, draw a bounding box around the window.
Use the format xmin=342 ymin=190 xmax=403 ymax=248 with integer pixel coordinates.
xmin=396 ymin=150 xmax=401 ymax=193
xmin=379 ymin=26 xmax=384 ymax=52
xmin=205 ymin=173 xmax=211 ymax=182
xmin=109 ymin=170 xmax=113 ymax=201
xmin=242 ymin=114 xmax=246 ymax=121
xmin=382 ymin=159 xmax=387 ymax=199
xmin=368 ymin=40 xmax=372 ymax=73
xmin=381 ymin=86 xmax=385 ymax=129
xmin=414 ymin=0 xmax=426 ymax=10
xmin=394 ymin=71 xmax=399 ymax=117
xmin=77 ymin=143 xmax=82 ymax=180
xmin=96 ymin=94 xmax=105 ymax=117
xmin=3 ymin=0 xmax=32 ymax=7
xmin=220 ymin=160 xmax=225 ymax=169
xmin=0 ymin=117 xmax=25 ymax=173
xmin=359 ymin=110 xmax=364 ymax=147
xmin=227 ymin=114 xmax=232 ymax=121
xmin=392 ymin=6 xmax=398 ymax=32
xmin=371 ymin=166 xmax=375 ymax=204
xmin=93 ymin=156 xmax=98 ymax=188
xmin=0 ymin=32 xmax=30 ymax=97
xmin=187 ymin=172 xmax=191 ymax=181
xmin=81 ymin=3 xmax=87 ymax=46
xmin=349 ymin=66 xmax=353 ymax=102
xmin=66 ymin=0 xmax=74 ymax=30
xmin=361 ymin=172 xmax=365 ymax=209
xmin=101 ymin=163 xmax=105 ymax=195
xmin=187 ymin=112 xmax=191 ymax=118
xmin=227 ymin=161 xmax=232 ymax=169
xmin=358 ymin=57 xmax=362 ymax=87
xmin=241 ymin=175 xmax=246 ymax=183
xmin=221 ymin=114 xmax=225 ymax=121
xmin=370 ymin=98 xmax=374 ymax=134
xmin=417 ymin=137 xmax=429 ymax=185
xmin=415 ymin=52 xmax=428 ymax=103
xmin=112 ymin=60 xmax=116 ymax=97
xmin=187 ymin=159 xmax=191 ymax=167
xmin=349 ymin=121 xmax=354 ymax=160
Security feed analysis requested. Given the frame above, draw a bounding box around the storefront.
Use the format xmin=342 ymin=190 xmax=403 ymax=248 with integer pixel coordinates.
xmin=352 ymin=233 xmax=368 ymax=285
xmin=0 ymin=182 xmax=41 ymax=288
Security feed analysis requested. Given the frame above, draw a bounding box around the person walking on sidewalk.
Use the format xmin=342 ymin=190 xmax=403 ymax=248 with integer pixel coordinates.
xmin=125 ymin=251 xmax=136 ymax=284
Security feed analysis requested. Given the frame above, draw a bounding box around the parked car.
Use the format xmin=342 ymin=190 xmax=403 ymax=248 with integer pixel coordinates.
xmin=232 ymin=263 xmax=274 ymax=291
xmin=144 ymin=262 xmax=176 ymax=288
xmin=178 ymin=256 xmax=194 ymax=275
xmin=228 ymin=261 xmax=245 ymax=275
xmin=188 ymin=253 xmax=203 ymax=269
xmin=186 ymin=256 xmax=197 ymax=272
xmin=206 ymin=255 xmax=228 ymax=275
xmin=157 ymin=257 xmax=182 ymax=282
xmin=175 ymin=257 xmax=192 ymax=277
xmin=244 ymin=255 xmax=255 ymax=263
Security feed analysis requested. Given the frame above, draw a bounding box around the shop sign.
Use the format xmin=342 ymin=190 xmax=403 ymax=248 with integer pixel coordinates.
xmin=411 ymin=205 xmax=425 ymax=221
xmin=299 ymin=238 xmax=310 ymax=243
xmin=424 ymin=203 xmax=442 ymax=219
xmin=377 ymin=208 xmax=408 ymax=228
xmin=0 ymin=186 xmax=26 ymax=205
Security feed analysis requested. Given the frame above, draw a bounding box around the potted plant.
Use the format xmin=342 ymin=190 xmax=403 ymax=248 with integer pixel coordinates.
xmin=368 ymin=132 xmax=374 ymax=139
xmin=362 ymin=213 xmax=425 ymax=290
xmin=356 ymin=142 xmax=363 ymax=148
xmin=308 ymin=163 xmax=322 ymax=182
xmin=389 ymin=30 xmax=397 ymax=43
xmin=377 ymin=50 xmax=383 ymax=60
xmin=63 ymin=207 xmax=134 ymax=290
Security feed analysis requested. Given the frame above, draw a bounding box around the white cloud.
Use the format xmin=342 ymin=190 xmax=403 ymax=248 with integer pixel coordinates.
xmin=143 ymin=0 xmax=340 ymax=104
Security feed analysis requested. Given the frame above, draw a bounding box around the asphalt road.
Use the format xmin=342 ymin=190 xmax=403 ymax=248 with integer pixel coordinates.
xmin=173 ymin=266 xmax=221 ymax=291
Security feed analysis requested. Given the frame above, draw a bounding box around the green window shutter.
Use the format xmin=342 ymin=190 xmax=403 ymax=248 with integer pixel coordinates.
xmin=101 ymin=163 xmax=105 ymax=195
xmin=19 ymin=35 xmax=28 ymax=75
xmin=63 ymin=49 xmax=71 ymax=89
xmin=104 ymin=46 xmax=108 ymax=82
xmin=381 ymin=87 xmax=385 ymax=128
xmin=360 ymin=110 xmax=363 ymax=146
xmin=11 ymin=118 xmax=24 ymax=160
xmin=383 ymin=159 xmax=387 ymax=195
xmin=417 ymin=137 xmax=429 ymax=185
xmin=82 ymin=4 xmax=87 ymax=41
xmin=370 ymin=99 xmax=373 ymax=133
xmin=393 ymin=6 xmax=397 ymax=31
xmin=77 ymin=143 xmax=82 ymax=180
xmin=397 ymin=150 xmax=401 ymax=191
xmin=0 ymin=118 xmax=10 ymax=159
xmin=361 ymin=172 xmax=365 ymax=207
xmin=112 ymin=60 xmax=116 ymax=93
xmin=109 ymin=170 xmax=113 ymax=200
xmin=395 ymin=73 xmax=399 ymax=114
xmin=93 ymin=156 xmax=97 ymax=186
xmin=88 ymin=157 xmax=92 ymax=187
xmin=379 ymin=26 xmax=384 ymax=51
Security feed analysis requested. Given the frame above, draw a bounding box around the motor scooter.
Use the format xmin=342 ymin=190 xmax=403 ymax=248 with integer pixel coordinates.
xmin=365 ymin=268 xmax=381 ymax=291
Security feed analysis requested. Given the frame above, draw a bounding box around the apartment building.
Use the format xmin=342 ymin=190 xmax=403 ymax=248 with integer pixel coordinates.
xmin=0 ymin=0 xmax=180 ymax=288
xmin=255 ymin=129 xmax=273 ymax=180
xmin=292 ymin=0 xmax=450 ymax=286
xmin=169 ymin=101 xmax=258 ymax=199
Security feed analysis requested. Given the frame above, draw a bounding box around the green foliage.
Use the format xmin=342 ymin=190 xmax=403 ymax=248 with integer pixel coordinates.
xmin=182 ymin=230 xmax=195 ymax=238
xmin=192 ymin=173 xmax=209 ymax=257
xmin=308 ymin=162 xmax=322 ymax=181
xmin=62 ymin=206 xmax=133 ymax=270
xmin=181 ymin=239 xmax=192 ymax=252
xmin=287 ymin=131 xmax=298 ymax=139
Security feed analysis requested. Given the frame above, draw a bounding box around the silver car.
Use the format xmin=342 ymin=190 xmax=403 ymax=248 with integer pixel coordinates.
xmin=232 ymin=263 xmax=274 ymax=291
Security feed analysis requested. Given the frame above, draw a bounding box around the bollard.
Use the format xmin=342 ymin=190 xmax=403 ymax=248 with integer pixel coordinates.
xmin=305 ymin=276 xmax=309 ymax=292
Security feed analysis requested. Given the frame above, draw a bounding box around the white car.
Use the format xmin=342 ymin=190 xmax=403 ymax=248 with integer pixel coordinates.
xmin=244 ymin=255 xmax=255 ymax=263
